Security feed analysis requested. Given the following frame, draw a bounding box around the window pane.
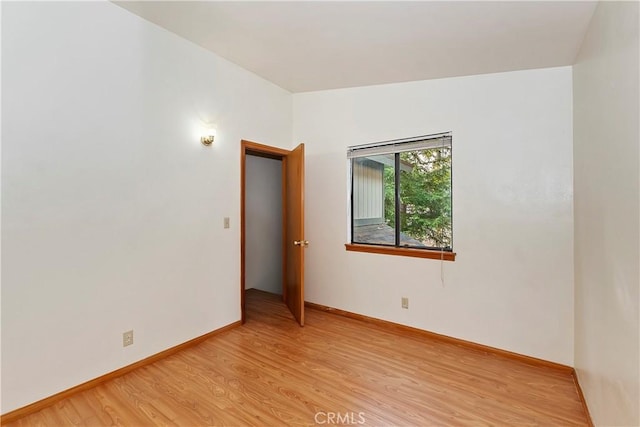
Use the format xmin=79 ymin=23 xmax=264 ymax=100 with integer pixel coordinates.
xmin=352 ymin=155 xmax=396 ymax=245
xmin=399 ymin=148 xmax=452 ymax=249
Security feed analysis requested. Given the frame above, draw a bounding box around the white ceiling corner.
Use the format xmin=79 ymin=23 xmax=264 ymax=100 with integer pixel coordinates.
xmin=114 ymin=1 xmax=597 ymax=93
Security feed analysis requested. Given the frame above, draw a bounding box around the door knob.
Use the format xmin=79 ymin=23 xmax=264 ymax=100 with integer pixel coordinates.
xmin=293 ymin=240 xmax=309 ymax=247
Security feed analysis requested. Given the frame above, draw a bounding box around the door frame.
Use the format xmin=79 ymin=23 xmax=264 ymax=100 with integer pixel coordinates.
xmin=240 ymin=139 xmax=290 ymax=324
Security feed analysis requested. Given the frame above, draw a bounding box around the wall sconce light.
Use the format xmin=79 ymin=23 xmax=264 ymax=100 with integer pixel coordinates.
xmin=201 ymin=127 xmax=216 ymax=146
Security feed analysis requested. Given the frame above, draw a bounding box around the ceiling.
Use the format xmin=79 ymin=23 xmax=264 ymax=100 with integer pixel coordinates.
xmin=114 ymin=1 xmax=597 ymax=93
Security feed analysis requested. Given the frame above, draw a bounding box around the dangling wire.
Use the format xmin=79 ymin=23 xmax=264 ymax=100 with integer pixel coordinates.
xmin=440 ymin=134 xmax=448 ymax=288
xmin=441 ymin=248 xmax=445 ymax=287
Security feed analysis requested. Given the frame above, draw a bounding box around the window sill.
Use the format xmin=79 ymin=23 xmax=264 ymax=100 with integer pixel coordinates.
xmin=345 ymin=243 xmax=456 ymax=261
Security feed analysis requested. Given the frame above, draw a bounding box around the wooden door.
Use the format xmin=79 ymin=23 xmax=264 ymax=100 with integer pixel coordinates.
xmin=284 ymin=143 xmax=305 ymax=326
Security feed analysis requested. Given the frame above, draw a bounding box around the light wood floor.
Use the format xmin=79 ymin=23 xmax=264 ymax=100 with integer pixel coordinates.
xmin=6 ymin=289 xmax=589 ymax=426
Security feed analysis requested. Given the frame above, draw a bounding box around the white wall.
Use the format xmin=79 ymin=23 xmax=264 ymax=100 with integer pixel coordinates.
xmin=0 ymin=0 xmax=4 ymax=412
xmin=245 ymin=155 xmax=283 ymax=294
xmin=1 ymin=2 xmax=291 ymax=413
xmin=573 ymin=2 xmax=639 ymax=425
xmin=293 ymin=67 xmax=574 ymax=365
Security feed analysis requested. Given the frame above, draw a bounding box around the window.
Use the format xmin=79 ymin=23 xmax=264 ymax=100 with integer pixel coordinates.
xmin=347 ymin=133 xmax=454 ymax=260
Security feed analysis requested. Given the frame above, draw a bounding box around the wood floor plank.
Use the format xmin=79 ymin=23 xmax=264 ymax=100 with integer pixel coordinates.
xmin=4 ymin=289 xmax=589 ymax=426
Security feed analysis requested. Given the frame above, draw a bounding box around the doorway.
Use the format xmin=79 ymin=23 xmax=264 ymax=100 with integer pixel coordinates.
xmin=245 ymin=154 xmax=283 ymax=296
xmin=240 ymin=140 xmax=306 ymax=326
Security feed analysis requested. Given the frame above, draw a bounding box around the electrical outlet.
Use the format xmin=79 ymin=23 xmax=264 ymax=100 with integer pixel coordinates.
xmin=224 ymin=217 xmax=230 ymax=229
xmin=401 ymin=297 xmax=409 ymax=309
xmin=123 ymin=330 xmax=134 ymax=347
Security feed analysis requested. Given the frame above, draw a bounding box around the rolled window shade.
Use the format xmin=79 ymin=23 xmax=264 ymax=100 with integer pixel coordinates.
xmin=347 ymin=133 xmax=451 ymax=159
